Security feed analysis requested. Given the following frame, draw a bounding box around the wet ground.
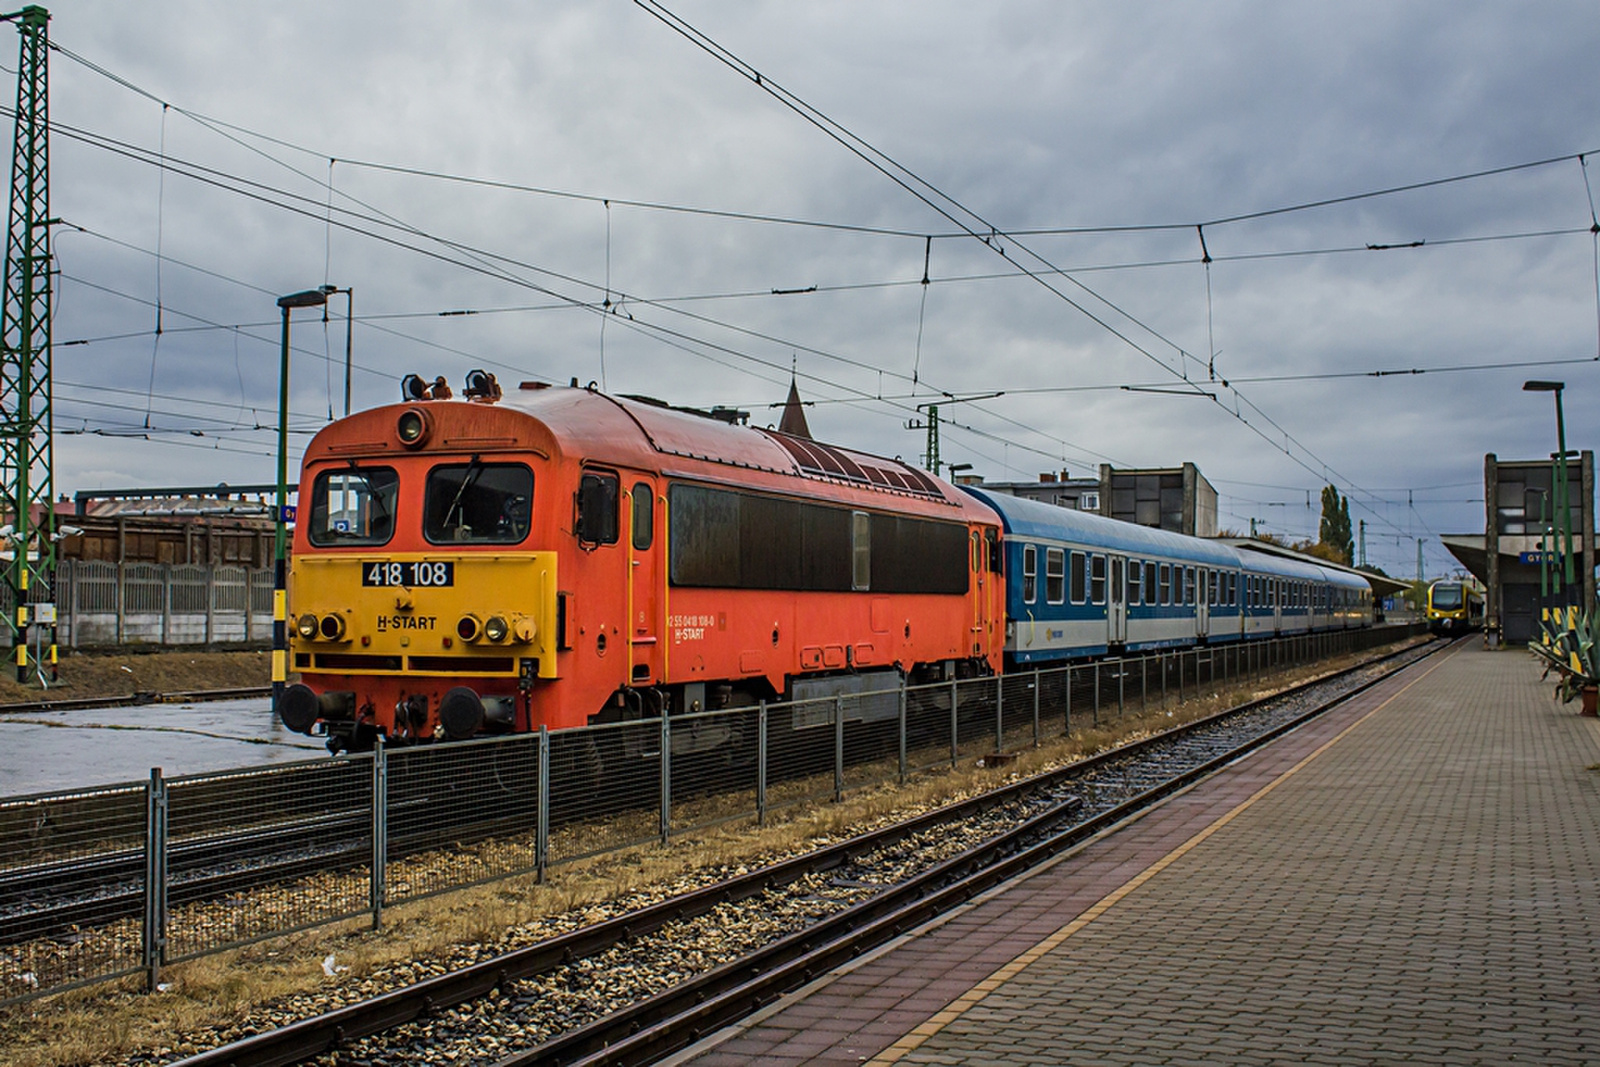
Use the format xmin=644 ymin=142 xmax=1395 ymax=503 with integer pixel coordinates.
xmin=0 ymin=698 xmax=327 ymax=798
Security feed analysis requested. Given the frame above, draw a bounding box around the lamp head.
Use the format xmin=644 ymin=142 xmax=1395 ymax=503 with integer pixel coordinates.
xmin=1522 ymin=380 xmax=1564 ymax=393
xmin=277 ymin=289 xmax=329 ymax=310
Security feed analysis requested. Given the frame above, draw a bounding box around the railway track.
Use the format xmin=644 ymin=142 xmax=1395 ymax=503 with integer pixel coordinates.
xmin=0 ymin=685 xmax=270 ymax=716
xmin=167 ymin=636 xmax=1449 ymax=1067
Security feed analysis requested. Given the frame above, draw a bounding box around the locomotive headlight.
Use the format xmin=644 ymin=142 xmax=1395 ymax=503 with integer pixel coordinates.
xmin=457 ymin=614 xmax=482 ymax=642
xmin=319 ymin=613 xmax=347 ymax=641
xmin=396 ymin=408 xmax=429 ymax=448
xmin=296 ymin=614 xmax=319 ymax=639
xmin=484 ymin=615 xmax=510 ymax=643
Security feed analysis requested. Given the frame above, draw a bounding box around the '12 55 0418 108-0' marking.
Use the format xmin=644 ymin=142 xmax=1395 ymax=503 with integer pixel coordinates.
xmin=670 ymin=612 xmax=717 ymax=643
xmin=362 ymin=561 xmax=455 ymax=587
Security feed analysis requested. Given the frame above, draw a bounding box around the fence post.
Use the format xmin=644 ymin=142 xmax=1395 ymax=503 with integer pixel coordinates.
xmin=116 ymin=561 xmax=125 ymax=646
xmin=1178 ymin=650 xmax=1185 ymax=703
xmin=371 ymin=736 xmax=387 ymax=929
xmin=994 ymin=674 xmax=1004 ymax=755
xmin=949 ymin=678 xmax=958 ymax=768
xmin=659 ymin=715 xmax=671 ymax=845
xmin=1064 ymin=664 xmax=1072 ymax=735
xmin=1117 ymin=661 xmax=1124 ymax=719
xmin=897 ymin=685 xmax=908 ymax=784
xmin=204 ymin=565 xmax=215 ymax=645
xmin=1093 ymin=661 xmax=1100 ymax=726
xmin=834 ymin=695 xmax=845 ymax=802
xmin=1140 ymin=656 xmax=1147 ymax=712
xmin=143 ymin=766 xmax=168 ymax=993
xmin=758 ymin=702 xmax=769 ymax=824
xmin=1031 ymin=668 xmax=1040 ymax=748
xmin=161 ymin=565 xmax=171 ymax=646
xmin=536 ymin=726 xmax=550 ymax=881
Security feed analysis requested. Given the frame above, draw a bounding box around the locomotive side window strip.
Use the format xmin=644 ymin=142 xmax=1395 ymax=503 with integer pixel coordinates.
xmin=308 ymin=466 xmax=399 ymax=547
xmin=424 ymin=461 xmax=533 ymax=545
xmin=667 ymin=483 xmax=968 ymax=594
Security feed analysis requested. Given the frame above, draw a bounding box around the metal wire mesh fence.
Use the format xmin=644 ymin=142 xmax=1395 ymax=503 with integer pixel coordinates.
xmin=0 ymin=623 xmax=1423 ymax=1004
xmin=0 ymin=781 xmax=148 ymax=998
xmin=164 ymin=757 xmax=373 ymax=963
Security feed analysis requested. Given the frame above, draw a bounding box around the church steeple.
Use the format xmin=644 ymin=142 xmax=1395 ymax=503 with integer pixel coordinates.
xmin=778 ymin=375 xmax=812 ymax=439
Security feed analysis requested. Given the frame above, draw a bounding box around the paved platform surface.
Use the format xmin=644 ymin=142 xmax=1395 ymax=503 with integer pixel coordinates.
xmin=672 ymin=642 xmax=1600 ymax=1065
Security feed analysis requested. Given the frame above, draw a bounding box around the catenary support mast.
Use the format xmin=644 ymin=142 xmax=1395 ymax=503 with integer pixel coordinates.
xmin=1 ymin=6 xmax=55 ymax=683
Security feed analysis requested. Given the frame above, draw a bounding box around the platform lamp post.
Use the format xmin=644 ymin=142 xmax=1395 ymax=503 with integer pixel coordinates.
xmin=319 ymin=285 xmax=354 ymax=417
xmin=1524 ymin=381 xmax=1576 ymax=653
xmin=274 ymin=288 xmax=330 ymax=720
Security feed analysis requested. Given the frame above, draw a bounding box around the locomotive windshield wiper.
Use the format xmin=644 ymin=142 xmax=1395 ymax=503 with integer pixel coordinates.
xmin=442 ymin=455 xmax=483 ymax=535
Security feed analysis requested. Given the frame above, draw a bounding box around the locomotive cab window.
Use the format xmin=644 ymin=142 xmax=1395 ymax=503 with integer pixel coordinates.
xmin=308 ymin=466 xmax=399 ymax=546
xmin=1022 ymin=544 xmax=1038 ymax=603
xmin=424 ymin=462 xmax=533 ymax=544
xmin=575 ymin=470 xmax=620 ymax=545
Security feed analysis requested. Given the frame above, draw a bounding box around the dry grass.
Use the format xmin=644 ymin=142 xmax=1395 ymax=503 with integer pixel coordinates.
xmin=0 ymin=643 xmax=1408 ymax=1067
xmin=0 ymin=648 xmax=270 ymax=706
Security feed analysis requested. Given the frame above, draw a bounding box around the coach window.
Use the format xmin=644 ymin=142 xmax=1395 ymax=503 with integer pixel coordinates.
xmin=308 ymin=466 xmax=399 ymax=547
xmin=1067 ymin=549 xmax=1084 ymax=603
xmin=425 ymin=461 xmax=534 ymax=544
xmin=1129 ymin=560 xmax=1143 ymax=605
xmin=1158 ymin=563 xmax=1171 ymax=605
xmin=1184 ymin=566 xmax=1196 ymax=606
xmin=1047 ymin=547 xmax=1066 ymax=603
xmin=574 ymin=470 xmax=620 ymax=546
xmin=1145 ymin=561 xmax=1157 ymax=605
xmin=852 ymin=511 xmax=871 ymax=591
xmin=631 ymin=482 xmax=654 ymax=550
xmin=1090 ymin=554 xmax=1107 ymax=604
xmin=1022 ymin=544 xmax=1038 ymax=603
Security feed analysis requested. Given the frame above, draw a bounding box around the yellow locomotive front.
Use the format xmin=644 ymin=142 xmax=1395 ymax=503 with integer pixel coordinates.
xmin=279 ymin=391 xmax=562 ymax=752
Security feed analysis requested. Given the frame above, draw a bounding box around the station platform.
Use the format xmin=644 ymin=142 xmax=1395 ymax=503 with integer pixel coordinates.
xmin=671 ymin=641 xmax=1600 ymax=1065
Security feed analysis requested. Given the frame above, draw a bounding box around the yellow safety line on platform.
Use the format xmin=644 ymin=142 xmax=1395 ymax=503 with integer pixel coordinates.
xmin=868 ymin=642 xmax=1462 ymax=1065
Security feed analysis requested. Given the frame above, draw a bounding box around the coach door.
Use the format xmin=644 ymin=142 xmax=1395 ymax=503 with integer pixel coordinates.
xmin=1108 ymin=557 xmax=1127 ymax=645
xmin=624 ymin=478 xmax=660 ymax=689
xmin=1196 ymin=568 xmax=1210 ymax=638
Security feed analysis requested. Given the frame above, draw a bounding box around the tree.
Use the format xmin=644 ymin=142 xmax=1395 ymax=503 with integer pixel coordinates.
xmin=1318 ymin=485 xmax=1354 ymax=565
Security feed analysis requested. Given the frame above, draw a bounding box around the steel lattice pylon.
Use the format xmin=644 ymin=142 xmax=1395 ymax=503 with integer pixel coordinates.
xmin=1 ymin=6 xmax=54 ymax=683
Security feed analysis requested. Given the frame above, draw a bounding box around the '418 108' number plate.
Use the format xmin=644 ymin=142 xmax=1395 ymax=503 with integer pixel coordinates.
xmin=362 ymin=561 xmax=455 ymax=587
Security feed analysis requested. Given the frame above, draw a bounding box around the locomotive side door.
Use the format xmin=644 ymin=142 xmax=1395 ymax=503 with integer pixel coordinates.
xmin=1108 ymin=556 xmax=1127 ymax=646
xmin=624 ymin=477 xmax=661 ymax=690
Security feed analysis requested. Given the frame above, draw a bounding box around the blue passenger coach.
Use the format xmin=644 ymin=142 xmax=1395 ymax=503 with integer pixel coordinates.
xmin=959 ymin=487 xmax=1372 ymax=667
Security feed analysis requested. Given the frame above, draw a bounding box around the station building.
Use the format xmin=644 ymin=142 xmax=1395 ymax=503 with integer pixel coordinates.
xmin=1441 ymin=452 xmax=1596 ymax=645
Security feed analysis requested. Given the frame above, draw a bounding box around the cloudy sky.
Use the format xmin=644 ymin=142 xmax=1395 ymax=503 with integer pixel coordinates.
xmin=34 ymin=1 xmax=1600 ymax=576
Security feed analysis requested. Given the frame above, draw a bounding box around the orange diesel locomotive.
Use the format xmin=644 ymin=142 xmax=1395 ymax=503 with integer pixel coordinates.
xmin=280 ymin=378 xmax=1004 ymax=752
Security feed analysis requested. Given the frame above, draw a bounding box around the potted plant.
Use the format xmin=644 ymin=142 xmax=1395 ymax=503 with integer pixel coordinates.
xmin=1531 ymin=609 xmax=1600 ymax=716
